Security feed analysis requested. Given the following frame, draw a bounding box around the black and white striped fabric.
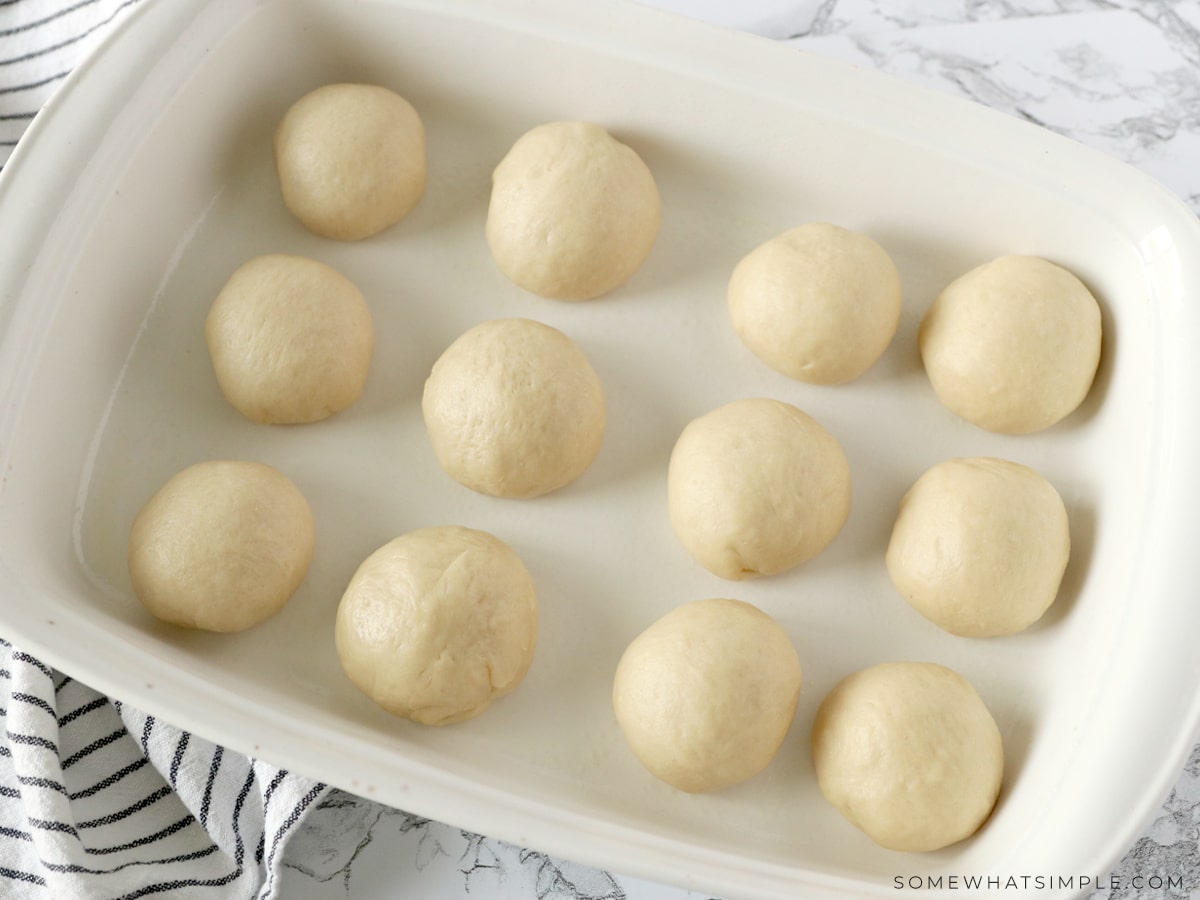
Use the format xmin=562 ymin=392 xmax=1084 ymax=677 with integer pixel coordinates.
xmin=1 ymin=0 xmax=144 ymax=165
xmin=1 ymin=2 xmax=331 ymax=897
xmin=0 ymin=638 xmax=329 ymax=899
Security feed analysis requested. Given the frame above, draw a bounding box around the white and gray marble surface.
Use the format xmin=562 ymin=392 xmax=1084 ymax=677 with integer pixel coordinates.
xmin=275 ymin=2 xmax=1200 ymax=899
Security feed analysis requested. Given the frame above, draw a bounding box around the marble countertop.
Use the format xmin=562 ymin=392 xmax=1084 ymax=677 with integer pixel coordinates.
xmin=275 ymin=2 xmax=1200 ymax=898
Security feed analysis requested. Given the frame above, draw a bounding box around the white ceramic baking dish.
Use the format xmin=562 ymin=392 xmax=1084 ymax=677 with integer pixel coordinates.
xmin=1 ymin=0 xmax=1198 ymax=897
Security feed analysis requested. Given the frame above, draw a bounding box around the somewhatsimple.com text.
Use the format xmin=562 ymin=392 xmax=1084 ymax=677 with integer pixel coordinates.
xmin=893 ymin=874 xmax=1185 ymax=892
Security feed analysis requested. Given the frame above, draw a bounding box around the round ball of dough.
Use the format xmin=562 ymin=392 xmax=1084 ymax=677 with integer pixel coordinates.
xmin=613 ymin=598 xmax=802 ymax=793
xmin=128 ymin=460 xmax=315 ymax=632
xmin=422 ymin=318 xmax=606 ymax=498
xmin=920 ymin=255 xmax=1102 ymax=434
xmin=728 ymin=222 xmax=903 ymax=385
xmin=206 ymin=254 xmax=375 ymax=424
xmin=667 ymin=398 xmax=851 ymax=580
xmin=486 ymin=121 xmax=661 ymax=301
xmin=335 ymin=526 xmax=538 ymax=726
xmin=886 ymin=457 xmax=1070 ymax=638
xmin=274 ymin=83 xmax=425 ymax=241
xmin=812 ymin=661 xmax=1004 ymax=852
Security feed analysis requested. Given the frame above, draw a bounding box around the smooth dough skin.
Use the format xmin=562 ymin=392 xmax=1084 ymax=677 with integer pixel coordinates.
xmin=127 ymin=460 xmax=315 ymax=632
xmin=486 ymin=121 xmax=661 ymax=300
xmin=919 ymin=255 xmax=1102 ymax=434
xmin=422 ymin=318 xmax=607 ymax=498
xmin=886 ymin=457 xmax=1070 ymax=638
xmin=812 ymin=662 xmax=1004 ymax=852
xmin=334 ymin=526 xmax=538 ymax=726
xmin=613 ymin=598 xmax=802 ymax=793
xmin=667 ymin=398 xmax=851 ymax=580
xmin=274 ymin=83 xmax=425 ymax=241
xmin=206 ymin=254 xmax=375 ymax=425
xmin=728 ymin=222 xmax=903 ymax=385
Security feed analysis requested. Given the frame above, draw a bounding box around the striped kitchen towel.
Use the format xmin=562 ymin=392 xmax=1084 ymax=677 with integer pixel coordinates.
xmin=0 ymin=637 xmax=329 ymax=899
xmin=1 ymin=0 xmax=144 ymax=167
xmin=3 ymin=10 xmax=330 ymax=897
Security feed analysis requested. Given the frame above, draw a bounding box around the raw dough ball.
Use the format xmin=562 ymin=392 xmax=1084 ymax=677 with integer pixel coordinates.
xmin=486 ymin=121 xmax=661 ymax=300
xmin=613 ymin=598 xmax=802 ymax=793
xmin=667 ymin=398 xmax=851 ymax=579
xmin=206 ymin=254 xmax=375 ymax=425
xmin=422 ymin=318 xmax=606 ymax=498
xmin=335 ymin=526 xmax=538 ymax=726
xmin=886 ymin=457 xmax=1070 ymax=638
xmin=728 ymin=222 xmax=902 ymax=385
xmin=812 ymin=661 xmax=1004 ymax=852
xmin=920 ymin=255 xmax=1102 ymax=434
xmin=274 ymin=83 xmax=425 ymax=240
xmin=128 ymin=460 xmax=315 ymax=632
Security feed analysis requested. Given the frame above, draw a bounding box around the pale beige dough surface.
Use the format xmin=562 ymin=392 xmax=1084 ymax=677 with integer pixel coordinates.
xmin=727 ymin=222 xmax=902 ymax=384
xmin=812 ymin=661 xmax=1004 ymax=852
xmin=667 ymin=398 xmax=851 ymax=580
xmin=919 ymin=254 xmax=1102 ymax=434
xmin=335 ymin=526 xmax=538 ymax=726
xmin=127 ymin=460 xmax=315 ymax=632
xmin=206 ymin=253 xmax=375 ymax=425
xmin=886 ymin=457 xmax=1070 ymax=638
xmin=421 ymin=318 xmax=606 ymax=498
xmin=274 ymin=82 xmax=425 ymax=241
xmin=486 ymin=121 xmax=661 ymax=301
xmin=612 ymin=598 xmax=802 ymax=793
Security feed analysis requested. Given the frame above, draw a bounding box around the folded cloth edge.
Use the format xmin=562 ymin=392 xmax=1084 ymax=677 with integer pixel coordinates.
xmin=0 ymin=637 xmax=330 ymax=900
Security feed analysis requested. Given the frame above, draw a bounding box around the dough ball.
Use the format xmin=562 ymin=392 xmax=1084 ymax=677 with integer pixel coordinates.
xmin=206 ymin=254 xmax=375 ymax=425
xmin=613 ymin=598 xmax=802 ymax=793
xmin=920 ymin=255 xmax=1102 ymax=434
xmin=422 ymin=318 xmax=606 ymax=498
xmin=667 ymin=398 xmax=851 ymax=580
xmin=886 ymin=457 xmax=1070 ymax=638
xmin=728 ymin=223 xmax=902 ymax=385
xmin=335 ymin=526 xmax=538 ymax=726
xmin=813 ymin=661 xmax=1004 ymax=852
xmin=128 ymin=460 xmax=315 ymax=632
xmin=486 ymin=121 xmax=661 ymax=300
xmin=274 ymin=83 xmax=425 ymax=241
